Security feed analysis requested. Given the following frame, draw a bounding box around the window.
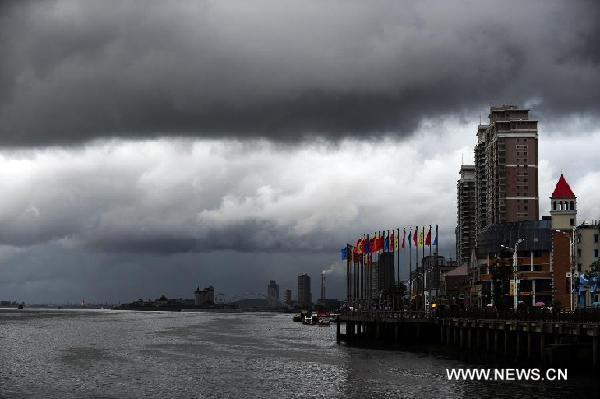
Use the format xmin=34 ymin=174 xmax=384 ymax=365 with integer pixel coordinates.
xmin=570 ymin=218 xmax=575 ymax=226
xmin=594 ymin=234 xmax=598 ymax=243
xmin=595 ymin=249 xmax=599 ymax=258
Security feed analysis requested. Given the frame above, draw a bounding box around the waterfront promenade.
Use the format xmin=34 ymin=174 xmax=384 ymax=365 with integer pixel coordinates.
xmin=337 ymin=309 xmax=600 ymax=369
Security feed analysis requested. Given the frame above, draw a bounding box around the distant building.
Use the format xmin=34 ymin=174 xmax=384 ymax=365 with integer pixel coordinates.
xmin=284 ymin=289 xmax=292 ymax=305
xmin=376 ymin=252 xmax=395 ymax=294
xmin=194 ymin=286 xmax=215 ymax=306
xmin=444 ymin=265 xmax=469 ymax=305
xmin=422 ymin=255 xmax=451 ymax=296
xmin=267 ymin=280 xmax=279 ymax=306
xmin=457 ymin=165 xmax=476 ymax=266
xmin=297 ymin=274 xmax=312 ymax=308
xmin=315 ymin=298 xmax=341 ymax=311
xmin=578 ymin=222 xmax=600 ymax=274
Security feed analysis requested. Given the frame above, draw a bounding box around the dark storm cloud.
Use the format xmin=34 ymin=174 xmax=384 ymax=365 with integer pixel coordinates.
xmin=0 ymin=0 xmax=599 ymax=146
xmin=82 ymin=220 xmax=336 ymax=254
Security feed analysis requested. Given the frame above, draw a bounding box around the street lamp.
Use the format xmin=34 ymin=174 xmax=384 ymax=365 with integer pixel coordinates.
xmin=556 ymin=228 xmax=576 ymax=311
xmin=501 ymin=238 xmax=524 ymax=311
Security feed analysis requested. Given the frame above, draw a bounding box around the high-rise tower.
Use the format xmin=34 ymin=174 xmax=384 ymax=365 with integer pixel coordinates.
xmin=456 ymin=165 xmax=476 ymax=266
xmin=474 ymin=105 xmax=539 ymax=244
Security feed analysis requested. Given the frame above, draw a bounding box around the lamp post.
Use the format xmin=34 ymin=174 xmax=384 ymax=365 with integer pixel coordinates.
xmin=556 ymin=228 xmax=576 ymax=311
xmin=501 ymin=238 xmax=524 ymax=311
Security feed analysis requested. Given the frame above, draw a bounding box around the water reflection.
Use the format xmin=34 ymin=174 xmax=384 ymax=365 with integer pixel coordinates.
xmin=0 ymin=309 xmax=598 ymax=398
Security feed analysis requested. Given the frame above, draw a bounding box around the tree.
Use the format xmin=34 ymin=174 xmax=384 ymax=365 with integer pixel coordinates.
xmin=584 ymin=260 xmax=600 ymax=279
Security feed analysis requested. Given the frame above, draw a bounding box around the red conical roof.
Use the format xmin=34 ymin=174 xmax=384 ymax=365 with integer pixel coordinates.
xmin=551 ymin=174 xmax=576 ymax=199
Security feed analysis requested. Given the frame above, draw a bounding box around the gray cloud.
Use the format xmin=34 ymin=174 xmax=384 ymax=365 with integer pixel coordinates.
xmin=0 ymin=137 xmax=464 ymax=255
xmin=0 ymin=0 xmax=599 ymax=146
xmin=2 ymin=123 xmax=599 ymax=258
xmin=1 ymin=126 xmax=600 ymax=302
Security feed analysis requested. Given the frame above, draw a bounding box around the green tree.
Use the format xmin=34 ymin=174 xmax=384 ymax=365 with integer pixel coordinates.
xmin=584 ymin=260 xmax=600 ymax=279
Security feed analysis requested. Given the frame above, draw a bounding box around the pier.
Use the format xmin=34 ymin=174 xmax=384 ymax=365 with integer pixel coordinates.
xmin=337 ymin=310 xmax=600 ymax=369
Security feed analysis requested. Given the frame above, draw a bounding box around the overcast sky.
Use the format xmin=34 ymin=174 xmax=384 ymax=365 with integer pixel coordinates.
xmin=0 ymin=0 xmax=599 ymax=303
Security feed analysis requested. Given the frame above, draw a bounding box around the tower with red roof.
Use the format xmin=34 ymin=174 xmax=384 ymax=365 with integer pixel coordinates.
xmin=550 ymin=174 xmax=577 ymax=230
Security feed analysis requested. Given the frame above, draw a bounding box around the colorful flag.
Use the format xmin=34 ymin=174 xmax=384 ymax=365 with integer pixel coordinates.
xmin=357 ymin=239 xmax=363 ymax=254
xmin=384 ymin=233 xmax=390 ymax=252
xmin=408 ymin=230 xmax=412 ymax=248
xmin=433 ymin=225 xmax=438 ymax=246
xmin=340 ymin=247 xmax=348 ymax=260
xmin=376 ymin=236 xmax=384 ymax=252
xmin=413 ymin=226 xmax=419 ymax=248
xmin=364 ymin=238 xmax=371 ymax=254
xmin=390 ymin=231 xmax=395 ymax=252
xmin=418 ymin=227 xmax=424 ymax=247
xmin=425 ymin=225 xmax=431 ymax=246
xmin=401 ymin=228 xmax=406 ymax=249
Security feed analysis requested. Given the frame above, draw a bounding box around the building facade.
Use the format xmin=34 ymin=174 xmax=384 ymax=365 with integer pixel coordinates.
xmin=474 ymin=105 xmax=539 ymax=247
xmin=472 ymin=219 xmax=554 ymax=309
xmin=457 ymin=165 xmax=476 ymax=266
xmin=194 ymin=286 xmax=215 ymax=306
xmin=474 ymin=124 xmax=488 ymax=243
xmin=468 ymin=174 xmax=595 ymax=310
xmin=284 ymin=289 xmax=292 ymax=305
xmin=578 ymin=223 xmax=600 ymax=273
xmin=297 ymin=274 xmax=312 ymax=308
xmin=267 ymin=280 xmax=279 ymax=306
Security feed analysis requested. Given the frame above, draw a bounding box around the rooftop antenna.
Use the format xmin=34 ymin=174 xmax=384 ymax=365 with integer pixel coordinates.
xmin=479 ymin=113 xmax=482 ymax=125
xmin=461 ymin=152 xmax=464 ymax=166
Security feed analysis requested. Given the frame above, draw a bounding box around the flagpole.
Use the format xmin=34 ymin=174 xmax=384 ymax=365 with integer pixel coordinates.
xmin=396 ymin=228 xmax=399 ymax=288
xmin=360 ymin=235 xmax=363 ymax=304
xmin=428 ymin=226 xmax=432 ymax=311
xmin=359 ymin=235 xmax=363 ymax=304
xmin=365 ymin=233 xmax=369 ymax=307
xmin=354 ymin=239 xmax=357 ymax=305
xmin=353 ymin=241 xmax=362 ymax=307
xmin=409 ymin=228 xmax=412 ymax=311
xmin=365 ymin=233 xmax=368 ymax=306
xmin=416 ymin=226 xmax=419 ymax=311
xmin=435 ymin=225 xmax=439 ymax=304
xmin=421 ymin=227 xmax=425 ymax=312
xmin=346 ymin=243 xmax=350 ymax=303
xmin=368 ymin=232 xmax=371 ymax=306
xmin=397 ymin=227 xmax=401 ymax=310
xmin=353 ymin=243 xmax=356 ymax=305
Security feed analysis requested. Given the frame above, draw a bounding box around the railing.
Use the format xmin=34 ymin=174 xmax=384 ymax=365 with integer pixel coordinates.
xmin=341 ymin=309 xmax=432 ymax=321
xmin=341 ymin=308 xmax=600 ymax=323
xmin=435 ymin=308 xmax=600 ymax=323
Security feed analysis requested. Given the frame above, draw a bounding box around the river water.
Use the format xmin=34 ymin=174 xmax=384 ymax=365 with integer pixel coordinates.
xmin=0 ymin=309 xmax=598 ymax=398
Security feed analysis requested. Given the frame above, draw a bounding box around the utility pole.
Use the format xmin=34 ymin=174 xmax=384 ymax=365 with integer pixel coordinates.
xmin=502 ymin=238 xmax=523 ymax=311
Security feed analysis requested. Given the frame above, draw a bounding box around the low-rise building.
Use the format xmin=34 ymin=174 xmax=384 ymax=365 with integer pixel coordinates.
xmin=194 ymin=285 xmax=215 ymax=306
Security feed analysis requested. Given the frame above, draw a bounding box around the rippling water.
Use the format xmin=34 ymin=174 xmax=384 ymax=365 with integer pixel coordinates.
xmin=0 ymin=309 xmax=598 ymax=398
